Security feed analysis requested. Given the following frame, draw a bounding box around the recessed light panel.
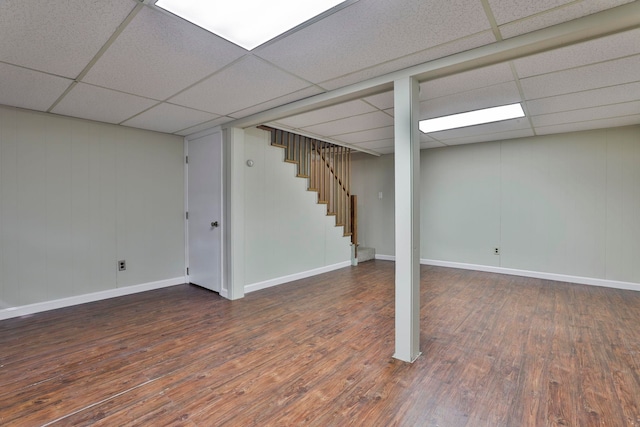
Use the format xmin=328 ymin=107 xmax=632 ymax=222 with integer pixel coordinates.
xmin=155 ymin=0 xmax=347 ymax=51
xmin=419 ymin=103 xmax=525 ymax=133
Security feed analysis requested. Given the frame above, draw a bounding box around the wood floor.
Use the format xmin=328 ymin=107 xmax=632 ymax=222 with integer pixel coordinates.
xmin=1 ymin=261 xmax=640 ymax=426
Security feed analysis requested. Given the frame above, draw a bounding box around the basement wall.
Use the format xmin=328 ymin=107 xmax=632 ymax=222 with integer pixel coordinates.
xmin=351 ymin=125 xmax=640 ymax=287
xmin=242 ymin=127 xmax=351 ymax=291
xmin=0 ymin=106 xmax=185 ymax=316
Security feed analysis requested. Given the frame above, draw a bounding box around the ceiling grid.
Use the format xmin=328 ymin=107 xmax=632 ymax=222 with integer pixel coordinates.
xmin=0 ymin=0 xmax=638 ymax=151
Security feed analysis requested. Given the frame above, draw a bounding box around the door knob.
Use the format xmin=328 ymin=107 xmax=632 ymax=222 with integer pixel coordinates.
xmin=211 ymin=221 xmax=219 ymax=228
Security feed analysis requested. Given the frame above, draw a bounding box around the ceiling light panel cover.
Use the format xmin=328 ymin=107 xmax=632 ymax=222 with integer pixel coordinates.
xmin=155 ymin=0 xmax=347 ymax=50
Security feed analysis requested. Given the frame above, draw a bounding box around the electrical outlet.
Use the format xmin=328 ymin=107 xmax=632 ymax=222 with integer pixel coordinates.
xmin=118 ymin=260 xmax=126 ymax=271
xmin=494 ymin=247 xmax=500 ymax=255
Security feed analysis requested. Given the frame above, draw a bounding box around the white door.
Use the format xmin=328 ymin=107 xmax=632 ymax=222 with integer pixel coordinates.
xmin=187 ymin=131 xmax=222 ymax=292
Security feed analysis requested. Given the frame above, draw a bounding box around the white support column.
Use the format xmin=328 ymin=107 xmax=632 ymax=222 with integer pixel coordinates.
xmin=393 ymin=77 xmax=421 ymax=363
xmin=223 ymin=127 xmax=245 ymax=300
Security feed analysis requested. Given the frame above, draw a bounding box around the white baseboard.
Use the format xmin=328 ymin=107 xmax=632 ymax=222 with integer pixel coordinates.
xmin=0 ymin=277 xmax=185 ymax=321
xmin=420 ymin=259 xmax=640 ymax=292
xmin=374 ymin=255 xmax=640 ymax=292
xmin=245 ymin=261 xmax=351 ymax=294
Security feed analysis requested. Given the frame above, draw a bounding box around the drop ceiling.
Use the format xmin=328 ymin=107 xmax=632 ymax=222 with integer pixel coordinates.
xmin=1 ymin=0 xmax=638 ymax=155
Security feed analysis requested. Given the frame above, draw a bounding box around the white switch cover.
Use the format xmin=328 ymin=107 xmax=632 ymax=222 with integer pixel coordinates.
xmin=378 ymin=192 xmax=383 ymax=199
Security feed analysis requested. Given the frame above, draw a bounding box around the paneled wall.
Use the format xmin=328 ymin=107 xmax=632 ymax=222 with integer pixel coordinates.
xmin=350 ymin=153 xmax=395 ymax=255
xmin=351 ymin=125 xmax=640 ymax=285
xmin=243 ymin=127 xmax=350 ymax=287
xmin=0 ymin=106 xmax=185 ymax=309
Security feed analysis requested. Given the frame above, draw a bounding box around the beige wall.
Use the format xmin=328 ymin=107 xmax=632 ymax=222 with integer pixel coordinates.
xmin=352 ymin=125 xmax=640 ymax=285
xmin=350 ymin=152 xmax=395 ymax=256
xmin=0 ymin=106 xmax=185 ymax=308
xmin=242 ymin=127 xmax=351 ymax=287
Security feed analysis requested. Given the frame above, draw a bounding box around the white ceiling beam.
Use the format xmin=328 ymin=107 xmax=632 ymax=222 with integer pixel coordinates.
xmin=222 ymin=1 xmax=640 ymax=131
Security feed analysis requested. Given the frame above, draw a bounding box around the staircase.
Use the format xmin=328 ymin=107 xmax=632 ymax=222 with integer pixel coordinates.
xmin=258 ymin=126 xmax=358 ymax=251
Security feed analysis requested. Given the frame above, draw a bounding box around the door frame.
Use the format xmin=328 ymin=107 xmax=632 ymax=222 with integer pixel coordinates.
xmin=184 ymin=127 xmax=226 ymax=297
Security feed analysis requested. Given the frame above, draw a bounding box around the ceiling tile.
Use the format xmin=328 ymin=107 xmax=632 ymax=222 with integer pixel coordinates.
xmin=256 ymin=0 xmax=490 ymax=84
xmin=420 ymin=134 xmax=438 ymax=143
xmin=531 ymin=101 xmax=640 ymax=127
xmin=520 ymin=55 xmax=640 ymax=99
xmin=170 ymin=56 xmax=312 ymax=116
xmin=421 ymin=141 xmax=447 ymax=149
xmin=277 ymin=100 xmax=377 ymax=129
xmin=302 ymin=111 xmax=394 ymax=137
xmin=83 ymin=6 xmax=246 ymax=100
xmin=122 ymin=103 xmax=219 ymax=134
xmin=52 ymin=83 xmax=157 ymax=124
xmin=318 ymin=31 xmax=496 ymax=91
xmin=525 ymin=81 xmax=640 ymax=116
xmin=420 ymin=63 xmax=514 ymax=100
xmin=535 ymin=115 xmax=640 ymax=135
xmin=335 ymin=126 xmax=395 ymax=144
xmin=0 ymin=0 xmax=136 ymax=78
xmin=443 ymin=128 xmax=535 ymax=146
xmin=427 ymin=116 xmax=530 ymax=140
xmin=364 ymin=92 xmax=395 ymax=110
xmin=514 ymin=28 xmax=640 ymax=78
xmin=375 ymin=147 xmax=395 ymax=155
xmin=352 ymin=139 xmax=395 ymax=150
xmin=230 ymin=86 xmax=325 ymax=119
xmin=420 ymin=81 xmax=522 ymax=119
xmin=499 ymin=0 xmax=635 ymax=38
xmin=176 ymin=117 xmax=236 ymax=137
xmin=487 ymin=0 xmax=574 ymax=25
xmin=0 ymin=63 xmax=72 ymax=111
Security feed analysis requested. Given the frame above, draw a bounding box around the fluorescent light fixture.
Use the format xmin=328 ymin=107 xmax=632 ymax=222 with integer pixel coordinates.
xmin=155 ymin=0 xmax=347 ymax=50
xmin=419 ymin=103 xmax=525 ymax=133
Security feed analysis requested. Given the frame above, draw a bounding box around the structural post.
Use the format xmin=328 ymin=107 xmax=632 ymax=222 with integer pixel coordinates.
xmin=393 ymin=77 xmax=421 ymax=362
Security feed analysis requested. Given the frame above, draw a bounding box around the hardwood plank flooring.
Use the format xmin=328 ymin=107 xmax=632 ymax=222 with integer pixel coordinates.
xmin=1 ymin=261 xmax=640 ymax=426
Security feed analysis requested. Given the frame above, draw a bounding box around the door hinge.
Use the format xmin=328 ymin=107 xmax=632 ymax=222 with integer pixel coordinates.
xmin=186 ymin=267 xmax=189 ymax=275
xmin=186 ymin=211 xmax=189 ymax=220
xmin=185 ymin=155 xmax=188 ymax=164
